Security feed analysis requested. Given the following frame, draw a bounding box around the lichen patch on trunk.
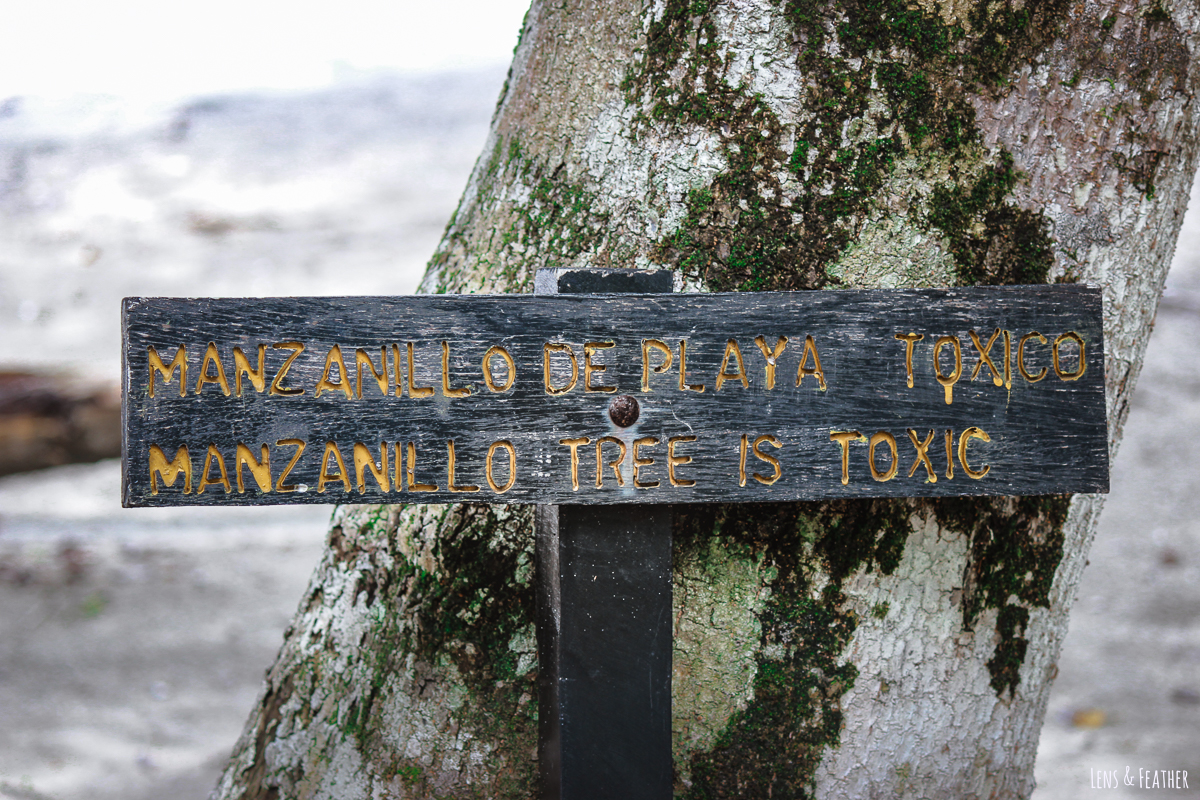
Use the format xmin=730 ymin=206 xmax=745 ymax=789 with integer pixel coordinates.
xmin=671 ymin=534 xmax=774 ymax=778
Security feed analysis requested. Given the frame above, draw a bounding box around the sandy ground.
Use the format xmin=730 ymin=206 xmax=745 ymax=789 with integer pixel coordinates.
xmin=0 ymin=475 xmax=329 ymax=800
xmin=0 ymin=68 xmax=1196 ymax=798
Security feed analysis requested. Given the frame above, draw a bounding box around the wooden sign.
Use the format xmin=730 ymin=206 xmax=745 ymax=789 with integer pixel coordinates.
xmin=121 ymin=285 xmax=1107 ymax=507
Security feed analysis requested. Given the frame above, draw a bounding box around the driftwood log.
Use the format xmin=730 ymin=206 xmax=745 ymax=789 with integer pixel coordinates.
xmin=0 ymin=372 xmax=120 ymax=476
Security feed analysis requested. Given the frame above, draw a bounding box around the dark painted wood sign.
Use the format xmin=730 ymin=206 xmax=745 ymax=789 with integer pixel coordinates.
xmin=121 ymin=285 xmax=1107 ymax=507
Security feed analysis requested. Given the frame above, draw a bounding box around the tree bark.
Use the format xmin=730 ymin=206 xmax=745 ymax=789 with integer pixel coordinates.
xmin=213 ymin=1 xmax=1200 ymax=797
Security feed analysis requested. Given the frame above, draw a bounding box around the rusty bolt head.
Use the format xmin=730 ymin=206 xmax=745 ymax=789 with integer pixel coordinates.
xmin=608 ymin=395 xmax=640 ymax=427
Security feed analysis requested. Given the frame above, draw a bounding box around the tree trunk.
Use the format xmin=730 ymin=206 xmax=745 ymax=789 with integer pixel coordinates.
xmin=213 ymin=1 xmax=1200 ymax=797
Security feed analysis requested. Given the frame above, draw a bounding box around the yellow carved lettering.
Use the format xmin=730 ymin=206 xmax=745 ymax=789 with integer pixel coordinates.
xmin=269 ymin=342 xmax=305 ymax=396
xmin=405 ymin=442 xmax=438 ymax=491
xmin=668 ymin=435 xmax=696 ymax=487
xmin=355 ymin=347 xmax=389 ymax=398
xmin=868 ymin=432 xmax=898 ymax=482
xmin=678 ymin=340 xmax=705 ymax=392
xmin=274 ymin=439 xmax=306 ymax=492
xmin=559 ymin=436 xmax=590 ymax=491
xmin=195 ymin=342 xmax=231 ymax=396
xmin=751 ymin=434 xmax=782 ymax=485
xmin=486 ymin=440 xmax=517 ymax=493
xmin=969 ymin=328 xmax=1004 ymax=387
xmin=315 ymin=345 xmax=353 ymax=400
xmin=1053 ymin=331 xmax=1086 ymax=381
xmin=796 ymin=335 xmax=827 ymax=390
xmin=233 ymin=345 xmax=266 ymax=395
xmin=894 ymin=333 xmax=923 ymax=388
xmin=753 ymin=336 xmax=788 ymax=390
xmin=406 ymin=343 xmax=435 ymax=398
xmin=933 ymin=335 xmax=962 ymax=404
xmin=148 ymin=444 xmax=192 ymax=494
xmin=715 ymin=339 xmax=749 ymax=391
xmin=197 ymin=444 xmax=232 ymax=494
xmin=483 ymin=345 xmax=516 ymax=393
xmin=584 ymin=341 xmax=617 ymax=393
xmin=958 ymin=427 xmax=991 ymax=479
xmin=354 ymin=442 xmax=390 ymax=493
xmin=829 ymin=431 xmax=864 ymax=486
xmin=235 ymin=443 xmax=271 ymax=493
xmin=447 ymin=440 xmax=480 ymax=492
xmin=739 ymin=434 xmax=748 ymax=488
xmin=544 ymin=343 xmax=579 ymax=396
xmin=641 ymin=339 xmax=673 ymax=392
xmin=148 ymin=345 xmax=187 ymax=398
xmin=944 ymin=429 xmax=954 ymax=480
xmin=317 ymin=441 xmax=351 ymax=493
xmin=441 ymin=341 xmax=471 ymax=398
xmin=595 ymin=436 xmax=627 ymax=488
xmin=1003 ymin=330 xmax=1012 ymax=389
xmin=906 ymin=429 xmax=937 ymax=483
xmin=1017 ymin=332 xmax=1048 ymax=383
xmin=632 ymin=436 xmax=660 ymax=489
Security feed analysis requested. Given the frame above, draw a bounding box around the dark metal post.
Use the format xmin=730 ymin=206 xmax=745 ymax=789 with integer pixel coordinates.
xmin=534 ymin=268 xmax=674 ymax=800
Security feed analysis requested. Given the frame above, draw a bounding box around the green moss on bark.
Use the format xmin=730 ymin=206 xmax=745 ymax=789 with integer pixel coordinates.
xmin=630 ymin=0 xmax=1066 ymax=290
xmin=929 ymin=495 xmax=1071 ymax=697
xmin=668 ymin=491 xmax=1072 ymax=794
xmin=673 ymin=500 xmax=914 ymax=797
xmin=400 ymin=503 xmax=538 ymax=795
xmin=967 ymin=0 xmax=1073 ymax=86
xmin=931 ymin=496 xmax=1070 ymax=629
xmin=926 ymin=153 xmax=1056 ymax=285
xmin=328 ymin=504 xmax=539 ymax=796
xmin=402 ymin=504 xmax=536 ymax=689
xmin=430 ymin=136 xmax=612 ymax=294
xmin=1145 ymin=1 xmax=1172 ymax=22
xmin=986 ymin=605 xmax=1031 ymax=697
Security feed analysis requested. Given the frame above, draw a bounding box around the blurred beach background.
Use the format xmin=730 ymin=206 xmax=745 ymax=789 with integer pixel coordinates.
xmin=0 ymin=2 xmax=1195 ymax=798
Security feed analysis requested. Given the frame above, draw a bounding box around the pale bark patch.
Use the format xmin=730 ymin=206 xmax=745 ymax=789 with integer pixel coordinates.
xmin=829 ymin=212 xmax=959 ymax=288
xmin=672 ymin=537 xmax=774 ymax=778
xmin=815 ymin=512 xmax=1036 ymax=797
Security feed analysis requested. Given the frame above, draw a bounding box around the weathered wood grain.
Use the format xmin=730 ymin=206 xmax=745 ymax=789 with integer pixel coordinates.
xmin=122 ymin=286 xmax=1107 ymax=506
